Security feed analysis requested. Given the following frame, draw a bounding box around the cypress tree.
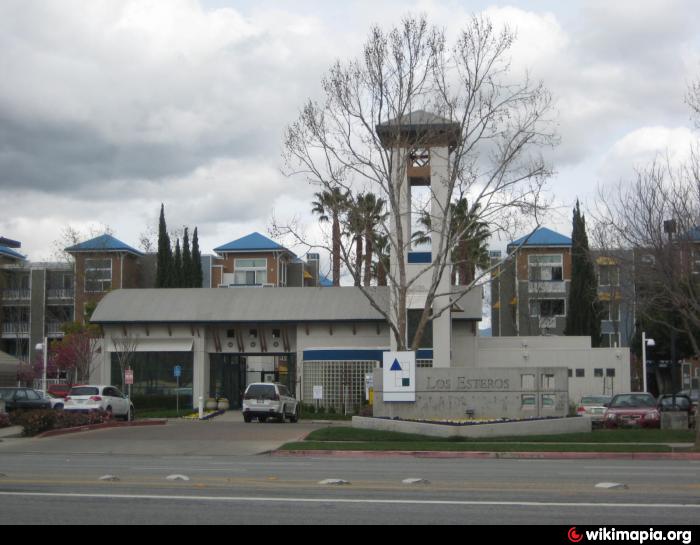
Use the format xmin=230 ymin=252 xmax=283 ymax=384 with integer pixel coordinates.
xmin=182 ymin=228 xmax=192 ymax=287
xmin=191 ymin=227 xmax=203 ymax=288
xmin=565 ymin=200 xmax=602 ymax=346
xmin=173 ymin=238 xmax=183 ymax=288
xmin=156 ymin=204 xmax=173 ymax=288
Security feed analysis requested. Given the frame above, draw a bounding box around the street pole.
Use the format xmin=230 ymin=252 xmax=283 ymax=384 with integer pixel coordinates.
xmin=642 ymin=331 xmax=648 ymax=394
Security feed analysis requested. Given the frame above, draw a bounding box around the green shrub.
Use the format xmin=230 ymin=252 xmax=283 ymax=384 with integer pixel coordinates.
xmin=10 ymin=410 xmax=109 ymax=437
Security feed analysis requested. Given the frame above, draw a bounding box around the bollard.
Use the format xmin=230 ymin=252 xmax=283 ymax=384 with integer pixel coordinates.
xmin=198 ymin=397 xmax=204 ymax=420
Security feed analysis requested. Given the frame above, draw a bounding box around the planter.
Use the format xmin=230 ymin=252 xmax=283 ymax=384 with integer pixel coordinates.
xmin=205 ymin=398 xmax=218 ymax=411
xmin=217 ymin=399 xmax=230 ymax=411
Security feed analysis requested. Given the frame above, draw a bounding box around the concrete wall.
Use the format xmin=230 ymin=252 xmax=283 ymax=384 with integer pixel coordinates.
xmin=373 ymin=367 xmax=569 ymax=420
xmin=476 ymin=336 xmax=631 ymax=403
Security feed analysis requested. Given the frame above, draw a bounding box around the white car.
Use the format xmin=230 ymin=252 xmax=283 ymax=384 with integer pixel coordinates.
xmin=64 ymin=385 xmax=134 ymax=421
xmin=37 ymin=391 xmax=66 ymax=410
xmin=242 ymin=383 xmax=299 ymax=423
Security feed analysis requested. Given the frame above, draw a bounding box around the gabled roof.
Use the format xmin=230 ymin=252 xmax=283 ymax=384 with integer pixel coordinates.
xmin=508 ymin=227 xmax=572 ymax=249
xmin=0 ymin=237 xmax=21 ymax=249
xmin=214 ymin=232 xmax=290 ymax=254
xmin=65 ymin=234 xmax=143 ymax=256
xmin=0 ymin=245 xmax=26 ymax=261
xmin=378 ymin=110 xmax=455 ymax=127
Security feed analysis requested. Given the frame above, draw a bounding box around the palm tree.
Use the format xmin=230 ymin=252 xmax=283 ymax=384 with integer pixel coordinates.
xmin=412 ymin=199 xmax=490 ymax=285
xmin=356 ymin=193 xmax=388 ymax=287
xmin=311 ymin=188 xmax=349 ymax=287
xmin=346 ymin=204 xmax=365 ymax=287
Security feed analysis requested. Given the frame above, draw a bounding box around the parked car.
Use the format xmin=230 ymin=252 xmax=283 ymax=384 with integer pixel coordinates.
xmin=676 ymin=389 xmax=699 ymax=413
xmin=47 ymin=384 xmax=71 ymax=398
xmin=658 ymin=394 xmax=695 ymax=429
xmin=63 ymin=385 xmax=134 ymax=421
xmin=0 ymin=388 xmax=52 ymax=412
xmin=603 ymin=393 xmax=660 ymax=429
xmin=242 ymin=383 xmax=299 ymax=423
xmin=577 ymin=395 xmax=612 ymax=427
xmin=37 ymin=391 xmax=66 ymax=410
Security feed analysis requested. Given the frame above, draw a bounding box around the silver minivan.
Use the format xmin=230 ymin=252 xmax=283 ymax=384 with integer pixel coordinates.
xmin=242 ymin=383 xmax=299 ymax=423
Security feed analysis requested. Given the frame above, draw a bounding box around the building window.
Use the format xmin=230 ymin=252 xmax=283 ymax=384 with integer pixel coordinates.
xmin=84 ymin=259 xmax=112 ymax=293
xmin=521 ymin=374 xmax=536 ymax=390
xmin=406 ymin=309 xmax=433 ymax=349
xmin=521 ymin=394 xmax=536 ymax=409
xmin=542 ymin=394 xmax=556 ymax=409
xmin=542 ymin=374 xmax=556 ymax=390
xmin=594 ymin=369 xmax=604 ymax=378
xmin=234 ymin=259 xmax=268 ymax=286
xmin=598 ymin=265 xmax=620 ymax=286
xmin=606 ymin=369 xmax=616 ymax=378
xmin=529 ymin=299 xmax=566 ymax=317
xmin=599 ymin=301 xmax=621 ymax=322
xmin=528 ymin=254 xmax=563 ymax=282
xmin=576 ymin=369 xmax=585 ymax=378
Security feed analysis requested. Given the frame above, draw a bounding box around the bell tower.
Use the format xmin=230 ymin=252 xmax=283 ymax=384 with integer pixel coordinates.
xmin=376 ymin=110 xmax=461 ymax=368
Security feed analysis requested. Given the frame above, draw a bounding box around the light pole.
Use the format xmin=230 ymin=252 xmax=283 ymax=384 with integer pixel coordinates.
xmin=642 ymin=332 xmax=655 ymax=393
xmin=35 ymin=337 xmax=48 ymax=392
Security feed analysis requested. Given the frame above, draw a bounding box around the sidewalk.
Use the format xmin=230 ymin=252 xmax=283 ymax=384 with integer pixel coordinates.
xmin=0 ymin=426 xmax=23 ymax=439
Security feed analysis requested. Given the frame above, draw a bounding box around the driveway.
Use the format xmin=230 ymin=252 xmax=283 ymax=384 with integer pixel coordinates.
xmin=0 ymin=412 xmax=335 ymax=456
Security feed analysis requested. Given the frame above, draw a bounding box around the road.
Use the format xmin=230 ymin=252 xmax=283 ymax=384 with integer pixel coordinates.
xmin=0 ymin=419 xmax=699 ymax=525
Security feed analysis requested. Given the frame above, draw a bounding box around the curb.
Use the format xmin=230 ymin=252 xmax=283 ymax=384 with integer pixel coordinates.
xmin=272 ymin=450 xmax=700 ymax=461
xmin=35 ymin=419 xmax=168 ymax=439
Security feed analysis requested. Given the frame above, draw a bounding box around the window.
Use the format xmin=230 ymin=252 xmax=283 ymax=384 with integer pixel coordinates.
xmin=407 ymin=309 xmax=433 ymax=349
xmin=598 ymin=265 xmax=620 ymax=286
xmin=521 ymin=394 xmax=536 ymax=409
xmin=542 ymin=374 xmax=556 ymax=390
xmin=576 ymin=369 xmax=585 ymax=378
xmin=521 ymin=374 xmax=536 ymax=390
xmin=606 ymin=369 xmax=616 ymax=378
xmin=85 ymin=259 xmax=112 ymax=293
xmin=594 ymin=369 xmax=604 ymax=378
xmin=234 ymin=258 xmax=268 ymax=286
xmin=599 ymin=301 xmax=620 ymax=322
xmin=226 ymin=329 xmax=236 ymax=338
xmin=530 ymin=299 xmax=566 ymax=317
xmin=542 ymin=394 xmax=556 ymax=408
xmin=529 ymin=255 xmax=563 ymax=282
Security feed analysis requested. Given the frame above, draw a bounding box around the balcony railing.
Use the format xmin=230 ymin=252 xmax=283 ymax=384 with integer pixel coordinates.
xmin=528 ymin=281 xmax=566 ymax=294
xmin=47 ymin=289 xmax=75 ymax=300
xmin=2 ymin=322 xmax=29 ymax=335
xmin=1 ymin=288 xmax=31 ymax=300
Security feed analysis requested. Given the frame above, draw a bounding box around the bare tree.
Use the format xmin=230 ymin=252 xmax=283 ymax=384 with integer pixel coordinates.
xmin=279 ymin=15 xmax=556 ymax=351
xmin=111 ymin=335 xmax=140 ymax=391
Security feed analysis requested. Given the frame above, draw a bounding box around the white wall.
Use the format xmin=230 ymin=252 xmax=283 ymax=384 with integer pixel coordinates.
xmin=475 ymin=336 xmax=631 ymax=403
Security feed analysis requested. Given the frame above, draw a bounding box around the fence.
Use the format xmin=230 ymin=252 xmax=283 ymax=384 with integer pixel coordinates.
xmin=302 ymin=360 xmax=379 ymax=414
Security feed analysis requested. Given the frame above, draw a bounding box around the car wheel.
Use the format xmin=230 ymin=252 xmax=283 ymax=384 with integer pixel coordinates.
xmin=289 ymin=406 xmax=299 ymax=424
xmin=105 ymin=407 xmax=113 ymax=420
xmin=243 ymin=414 xmax=251 ymax=423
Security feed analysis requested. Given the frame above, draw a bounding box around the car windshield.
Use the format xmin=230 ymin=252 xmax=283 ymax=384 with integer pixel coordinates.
xmin=0 ymin=389 xmax=16 ymax=400
xmin=245 ymin=385 xmax=277 ymax=400
xmin=69 ymin=387 xmax=100 ymax=397
xmin=609 ymin=394 xmax=656 ymax=408
xmin=581 ymin=396 xmax=610 ymax=405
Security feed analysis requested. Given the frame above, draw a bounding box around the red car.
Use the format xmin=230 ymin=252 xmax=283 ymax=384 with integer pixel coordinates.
xmin=603 ymin=393 xmax=660 ymax=429
xmin=47 ymin=384 xmax=71 ymax=398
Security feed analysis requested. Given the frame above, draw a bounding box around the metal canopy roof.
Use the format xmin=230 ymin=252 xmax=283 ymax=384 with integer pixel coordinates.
xmin=65 ymin=234 xmax=143 ymax=256
xmin=214 ymin=232 xmax=291 ymax=254
xmin=0 ymin=245 xmax=26 ymax=260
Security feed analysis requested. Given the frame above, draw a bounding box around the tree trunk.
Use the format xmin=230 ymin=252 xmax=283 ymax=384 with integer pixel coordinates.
xmin=354 ymin=237 xmax=363 ymax=287
xmin=363 ymin=230 xmax=373 ymax=287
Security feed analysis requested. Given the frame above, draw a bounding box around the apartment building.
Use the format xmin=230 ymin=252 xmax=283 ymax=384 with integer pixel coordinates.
xmin=0 ymin=240 xmax=74 ymax=362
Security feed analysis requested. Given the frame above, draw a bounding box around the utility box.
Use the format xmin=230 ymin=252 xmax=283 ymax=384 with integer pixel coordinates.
xmin=661 ymin=412 xmax=689 ymax=430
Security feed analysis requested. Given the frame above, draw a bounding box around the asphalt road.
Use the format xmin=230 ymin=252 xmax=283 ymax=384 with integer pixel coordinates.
xmin=0 ymin=418 xmax=699 ymax=525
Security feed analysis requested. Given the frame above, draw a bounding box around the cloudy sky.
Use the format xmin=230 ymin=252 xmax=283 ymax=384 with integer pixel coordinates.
xmin=1 ymin=0 xmax=699 ymax=265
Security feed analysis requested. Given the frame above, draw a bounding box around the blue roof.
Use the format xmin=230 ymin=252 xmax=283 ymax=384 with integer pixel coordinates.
xmin=65 ymin=234 xmax=143 ymax=255
xmin=0 ymin=245 xmax=26 ymax=260
xmin=319 ymin=275 xmax=334 ymax=287
xmin=214 ymin=232 xmax=288 ymax=254
xmin=509 ymin=227 xmax=572 ymax=249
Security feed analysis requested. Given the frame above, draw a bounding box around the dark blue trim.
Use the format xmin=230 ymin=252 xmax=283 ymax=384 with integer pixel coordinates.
xmin=303 ymin=348 xmax=433 ymax=361
xmin=408 ymin=252 xmax=432 ymax=264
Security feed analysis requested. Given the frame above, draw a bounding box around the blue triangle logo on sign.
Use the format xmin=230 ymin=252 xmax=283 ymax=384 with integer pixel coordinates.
xmin=390 ymin=359 xmax=403 ymax=372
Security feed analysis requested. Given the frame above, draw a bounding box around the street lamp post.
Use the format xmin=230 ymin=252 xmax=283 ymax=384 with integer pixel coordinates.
xmin=642 ymin=332 xmax=655 ymax=393
xmin=35 ymin=337 xmax=48 ymax=392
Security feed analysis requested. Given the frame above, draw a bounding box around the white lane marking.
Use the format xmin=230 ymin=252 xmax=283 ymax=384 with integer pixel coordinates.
xmin=0 ymin=491 xmax=699 ymax=509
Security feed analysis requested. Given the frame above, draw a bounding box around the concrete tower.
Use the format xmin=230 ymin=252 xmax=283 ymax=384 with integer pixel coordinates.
xmin=376 ymin=111 xmax=461 ymax=368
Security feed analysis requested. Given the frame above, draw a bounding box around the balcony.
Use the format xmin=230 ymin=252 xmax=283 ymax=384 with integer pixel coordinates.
xmin=2 ymin=322 xmax=29 ymax=336
xmin=47 ymin=289 xmax=75 ymax=300
xmin=46 ymin=322 xmax=65 ymax=336
xmin=1 ymin=288 xmax=30 ymax=301
xmin=528 ymin=281 xmax=566 ymax=294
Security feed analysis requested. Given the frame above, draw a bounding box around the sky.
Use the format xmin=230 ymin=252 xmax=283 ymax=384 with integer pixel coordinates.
xmin=1 ymin=0 xmax=700 ymax=273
